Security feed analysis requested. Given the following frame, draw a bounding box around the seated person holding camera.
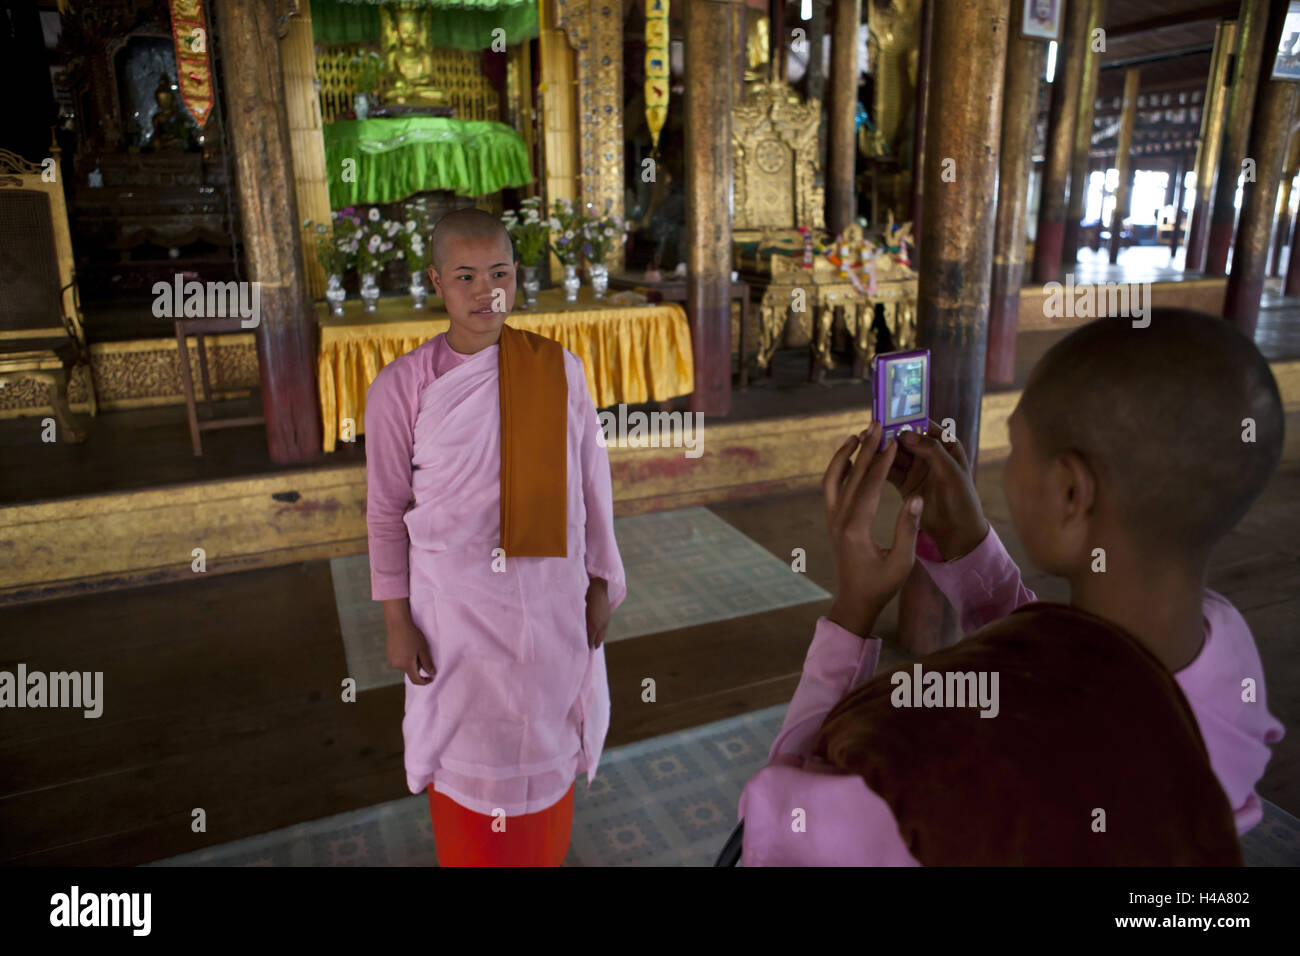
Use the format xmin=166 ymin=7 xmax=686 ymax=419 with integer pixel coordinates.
xmin=739 ymin=311 xmax=1283 ymax=865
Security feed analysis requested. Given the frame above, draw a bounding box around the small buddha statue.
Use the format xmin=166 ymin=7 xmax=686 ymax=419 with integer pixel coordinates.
xmin=381 ymin=6 xmax=446 ymax=106
xmin=147 ymin=74 xmax=193 ymax=151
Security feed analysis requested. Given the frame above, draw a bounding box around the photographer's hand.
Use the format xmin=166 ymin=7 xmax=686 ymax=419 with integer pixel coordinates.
xmin=823 ymin=422 xmax=924 ymax=637
xmin=886 ymin=420 xmax=989 ymax=561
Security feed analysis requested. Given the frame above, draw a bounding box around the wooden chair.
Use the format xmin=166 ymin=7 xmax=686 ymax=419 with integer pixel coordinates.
xmin=174 ymin=317 xmax=263 ymax=457
xmin=0 ymin=144 xmax=96 ymax=442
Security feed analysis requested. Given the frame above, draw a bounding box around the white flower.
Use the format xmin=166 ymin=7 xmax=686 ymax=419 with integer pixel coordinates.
xmin=548 ymin=217 xmax=561 ymax=230
xmin=367 ymin=235 xmax=381 ymax=252
xmin=404 ymin=220 xmax=416 ymax=232
xmin=367 ymin=208 xmax=381 ymax=222
xmin=564 ymin=230 xmax=574 ymax=240
xmin=603 ymin=227 xmax=614 ymax=238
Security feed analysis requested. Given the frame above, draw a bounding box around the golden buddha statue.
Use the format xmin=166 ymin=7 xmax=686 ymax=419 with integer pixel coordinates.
xmin=744 ymin=15 xmax=770 ymax=84
xmin=379 ymin=4 xmax=446 ymax=106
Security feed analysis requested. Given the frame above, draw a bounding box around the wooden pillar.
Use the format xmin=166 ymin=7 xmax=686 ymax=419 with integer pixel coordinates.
xmin=897 ymin=0 xmax=1008 ymax=657
xmin=1185 ymin=19 xmax=1237 ymax=272
xmin=1205 ymin=0 xmax=1270 ymax=276
xmin=1169 ymin=151 xmax=1188 ymax=258
xmin=827 ymin=0 xmax=861 ymax=236
xmin=1032 ymin=0 xmax=1088 ymax=283
xmin=907 ymin=0 xmax=933 ymax=266
xmin=1287 ymin=184 xmax=1300 ymax=296
xmin=987 ymin=0 xmax=1047 ymax=385
xmin=1108 ymin=68 xmax=1140 ymax=264
xmin=1224 ymin=0 xmax=1298 ymax=337
xmin=281 ymin=3 xmax=330 ymax=300
xmin=685 ymin=0 xmax=734 ymax=416
xmin=214 ymin=0 xmax=321 ymax=464
xmin=1269 ymin=131 xmax=1300 ymax=277
xmin=1063 ymin=0 xmax=1105 ymax=267
xmin=538 ymin=0 xmax=578 ymax=276
xmin=808 ymin=0 xmax=831 ymax=172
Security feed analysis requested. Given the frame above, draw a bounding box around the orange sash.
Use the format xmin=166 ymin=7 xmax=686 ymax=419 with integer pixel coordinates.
xmin=497 ymin=324 xmax=568 ymax=557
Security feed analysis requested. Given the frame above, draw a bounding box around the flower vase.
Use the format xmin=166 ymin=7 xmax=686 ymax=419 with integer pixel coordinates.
xmin=522 ymin=265 xmax=540 ymax=309
xmin=325 ymin=273 xmax=346 ymax=317
xmin=409 ymin=271 xmax=427 ymax=310
xmin=562 ymin=263 xmax=580 ymax=303
xmin=360 ymin=272 xmax=380 ymax=313
xmin=354 ymin=92 xmax=370 ymax=121
xmin=588 ymin=263 xmax=609 ymax=300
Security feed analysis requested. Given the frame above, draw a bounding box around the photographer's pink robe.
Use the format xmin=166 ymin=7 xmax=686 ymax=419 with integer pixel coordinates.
xmin=365 ymin=332 xmax=626 ymax=818
xmin=739 ymin=527 xmax=1283 ymax=865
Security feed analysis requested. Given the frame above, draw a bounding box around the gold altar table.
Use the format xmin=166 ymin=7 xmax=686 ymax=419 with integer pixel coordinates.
xmin=316 ymin=288 xmax=695 ymax=452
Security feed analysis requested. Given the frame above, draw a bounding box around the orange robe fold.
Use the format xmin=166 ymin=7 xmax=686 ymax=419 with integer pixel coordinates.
xmin=498 ymin=324 xmax=568 ymax=557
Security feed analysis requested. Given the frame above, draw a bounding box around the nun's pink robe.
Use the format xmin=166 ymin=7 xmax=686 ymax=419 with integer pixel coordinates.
xmin=365 ymin=332 xmax=626 ymax=818
xmin=739 ymin=526 xmax=1284 ymax=865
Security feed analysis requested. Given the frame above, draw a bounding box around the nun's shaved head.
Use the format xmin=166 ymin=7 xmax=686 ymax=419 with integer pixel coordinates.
xmin=1020 ymin=309 xmax=1283 ymax=555
xmin=430 ymin=207 xmax=514 ymax=271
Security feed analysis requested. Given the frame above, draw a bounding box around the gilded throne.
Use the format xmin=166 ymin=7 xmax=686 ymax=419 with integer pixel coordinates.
xmin=732 ymin=81 xmax=843 ymax=373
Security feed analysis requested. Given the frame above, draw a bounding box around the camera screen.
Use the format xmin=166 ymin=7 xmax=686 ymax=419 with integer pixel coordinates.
xmin=884 ymin=357 xmax=927 ymax=426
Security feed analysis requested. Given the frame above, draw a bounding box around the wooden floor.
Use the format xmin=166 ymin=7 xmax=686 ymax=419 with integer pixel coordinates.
xmin=2 ymin=408 xmax=1297 ymax=865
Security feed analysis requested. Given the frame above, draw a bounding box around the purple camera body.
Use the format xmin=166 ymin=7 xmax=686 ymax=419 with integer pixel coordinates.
xmin=872 ymin=348 xmax=931 ymax=448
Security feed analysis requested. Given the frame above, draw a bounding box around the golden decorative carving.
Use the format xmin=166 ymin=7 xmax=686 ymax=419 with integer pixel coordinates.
xmin=732 ymin=80 xmax=825 ymax=232
xmin=752 ymin=220 xmax=919 ymax=373
xmin=0 ymin=337 xmax=258 ymax=417
xmin=0 ymin=143 xmax=96 ymax=439
xmin=555 ymin=0 xmax=624 ymax=266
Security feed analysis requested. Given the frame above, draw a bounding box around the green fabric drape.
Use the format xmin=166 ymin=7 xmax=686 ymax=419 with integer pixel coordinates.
xmin=323 ymin=116 xmax=533 ymax=206
xmin=312 ymin=0 xmax=539 ymax=51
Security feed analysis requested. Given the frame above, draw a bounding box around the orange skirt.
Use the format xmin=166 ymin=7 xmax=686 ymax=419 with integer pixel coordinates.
xmin=428 ymin=782 xmax=575 ymax=867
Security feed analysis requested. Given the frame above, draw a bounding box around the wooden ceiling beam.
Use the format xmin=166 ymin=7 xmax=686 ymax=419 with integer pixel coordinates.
xmin=1106 ymin=3 xmax=1238 ymax=38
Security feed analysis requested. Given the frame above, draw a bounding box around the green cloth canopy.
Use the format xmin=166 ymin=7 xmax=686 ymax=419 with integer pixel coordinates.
xmin=323 ymin=116 xmax=533 ymax=207
xmin=312 ymin=0 xmax=539 ymax=51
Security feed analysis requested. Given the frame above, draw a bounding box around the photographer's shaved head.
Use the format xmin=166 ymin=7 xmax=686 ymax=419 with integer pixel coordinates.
xmin=1020 ymin=309 xmax=1283 ymax=558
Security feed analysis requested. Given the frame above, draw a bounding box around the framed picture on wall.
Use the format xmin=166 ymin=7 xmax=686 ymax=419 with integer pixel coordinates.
xmin=1271 ymin=1 xmax=1300 ymax=80
xmin=1022 ymin=0 xmax=1062 ymax=42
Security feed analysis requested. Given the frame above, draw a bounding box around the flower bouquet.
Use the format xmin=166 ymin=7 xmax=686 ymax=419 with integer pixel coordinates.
xmin=549 ymin=198 xmax=587 ymax=302
xmin=503 ymin=197 xmax=550 ymax=308
xmin=356 ymin=207 xmax=404 ymax=312
xmin=306 ymin=212 xmax=360 ymax=315
xmin=581 ymin=205 xmax=626 ymax=300
xmin=397 ymin=209 xmax=432 ymax=309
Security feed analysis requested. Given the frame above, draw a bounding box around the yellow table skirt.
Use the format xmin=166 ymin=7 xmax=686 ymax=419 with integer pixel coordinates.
xmin=317 ymin=287 xmax=695 ymax=452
